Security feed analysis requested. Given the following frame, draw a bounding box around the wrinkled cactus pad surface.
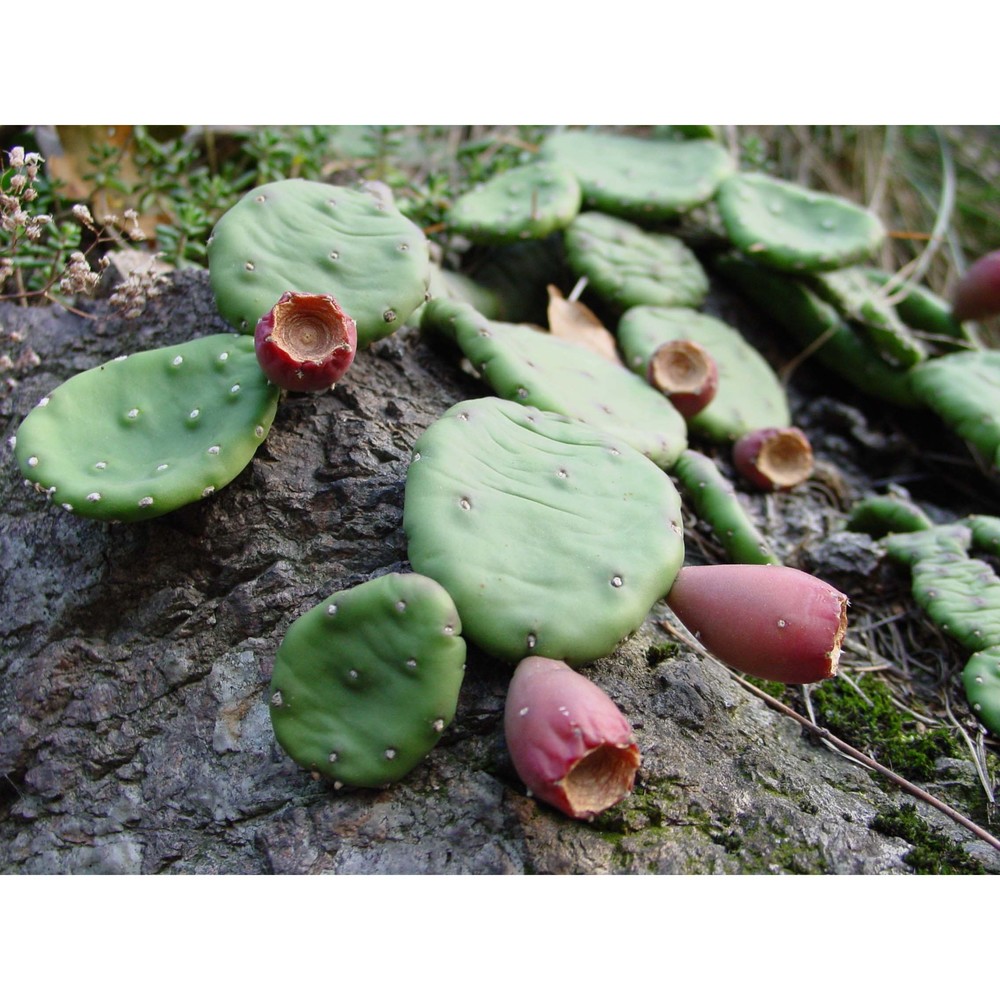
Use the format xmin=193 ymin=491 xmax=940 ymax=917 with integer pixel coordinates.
xmin=420 ymin=298 xmax=687 ymax=468
xmin=269 ymin=573 xmax=467 ymax=788
xmin=716 ymin=172 xmax=886 ymax=272
xmin=14 ymin=333 xmax=279 ymax=521
xmin=208 ymin=179 xmax=431 ymax=347
xmin=403 ymin=397 xmax=685 ymax=666
xmin=616 ymin=305 xmax=790 ymax=442
xmin=565 ymin=211 xmax=709 ymax=311
xmin=909 ymin=349 xmax=1000 ymax=474
xmin=540 ymin=131 xmax=734 ymax=220
xmin=446 ymin=161 xmax=582 ymax=243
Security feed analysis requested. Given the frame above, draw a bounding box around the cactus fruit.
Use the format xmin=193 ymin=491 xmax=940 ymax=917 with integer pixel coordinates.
xmin=616 ymin=305 xmax=791 ymax=442
xmin=207 ymin=179 xmax=431 ymax=347
xmin=645 ymin=339 xmax=719 ymax=418
xmin=908 ymin=349 xmax=1000 ymax=474
xmin=665 ymin=564 xmax=848 ymax=684
xmin=564 ymin=212 xmax=709 ymax=311
xmin=254 ymin=291 xmax=357 ymax=392
xmin=419 ymin=297 xmax=688 ymax=469
xmin=952 ymin=249 xmax=1000 ymax=321
xmin=403 ymin=396 xmax=685 ymax=666
xmin=671 ymin=449 xmax=781 ymax=566
xmin=268 ymin=573 xmax=467 ymax=788
xmin=503 ymin=656 xmax=640 ymax=820
xmin=539 ymin=131 xmax=734 ymax=221
xmin=446 ymin=161 xmax=582 ymax=244
xmin=715 ymin=172 xmax=886 ymax=273
xmin=13 ymin=333 xmax=279 ymax=521
xmin=732 ymin=426 xmax=814 ymax=492
xmin=714 ymin=255 xmax=921 ymax=407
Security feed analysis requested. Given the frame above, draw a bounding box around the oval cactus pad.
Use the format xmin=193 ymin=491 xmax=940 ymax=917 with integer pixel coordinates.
xmin=565 ymin=212 xmax=709 ymax=310
xmin=208 ymin=179 xmax=431 ymax=347
xmin=403 ymin=397 xmax=685 ymax=665
xmin=540 ymin=131 xmax=734 ymax=220
xmin=447 ymin=161 xmax=582 ymax=243
xmin=421 ymin=298 xmax=687 ymax=468
xmin=616 ymin=305 xmax=790 ymax=442
xmin=716 ymin=172 xmax=885 ymax=272
xmin=14 ymin=333 xmax=279 ymax=521
xmin=269 ymin=573 xmax=467 ymax=788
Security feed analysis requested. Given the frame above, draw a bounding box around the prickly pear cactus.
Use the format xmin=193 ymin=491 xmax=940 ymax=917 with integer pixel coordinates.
xmin=208 ymin=179 xmax=431 ymax=347
xmin=403 ymin=396 xmax=685 ymax=666
xmin=908 ymin=349 xmax=1000 ymax=474
xmin=565 ymin=212 xmax=709 ymax=311
xmin=13 ymin=333 xmax=279 ymax=521
xmin=268 ymin=573 xmax=467 ymax=788
xmin=671 ymin=449 xmax=780 ymax=565
xmin=716 ymin=172 xmax=886 ymax=272
xmin=540 ymin=131 xmax=734 ymax=220
xmin=616 ymin=305 xmax=790 ymax=442
xmin=447 ymin=161 xmax=582 ymax=243
xmin=863 ymin=269 xmax=972 ymax=348
xmin=807 ymin=267 xmax=928 ymax=368
xmin=714 ymin=254 xmax=920 ymax=407
xmin=420 ymin=298 xmax=688 ymax=469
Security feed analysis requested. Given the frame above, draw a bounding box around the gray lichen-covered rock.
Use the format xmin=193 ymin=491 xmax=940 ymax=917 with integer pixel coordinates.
xmin=0 ymin=270 xmax=995 ymax=874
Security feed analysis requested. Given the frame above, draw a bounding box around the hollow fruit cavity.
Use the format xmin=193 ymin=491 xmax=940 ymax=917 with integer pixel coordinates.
xmin=559 ymin=742 xmax=641 ymax=819
xmin=733 ymin=426 xmax=814 ymax=490
xmin=647 ymin=339 xmax=718 ymax=418
xmin=254 ymin=291 xmax=358 ymax=392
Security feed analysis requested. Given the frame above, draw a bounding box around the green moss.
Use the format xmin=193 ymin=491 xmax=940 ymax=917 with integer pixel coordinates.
xmin=871 ymin=804 xmax=986 ymax=874
xmin=809 ymin=673 xmax=962 ymax=783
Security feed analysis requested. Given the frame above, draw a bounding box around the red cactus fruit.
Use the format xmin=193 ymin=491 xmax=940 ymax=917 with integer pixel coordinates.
xmin=952 ymin=249 xmax=1000 ymax=322
xmin=666 ymin=564 xmax=848 ymax=685
xmin=254 ymin=291 xmax=358 ymax=392
xmin=503 ymin=656 xmax=640 ymax=820
xmin=732 ymin=426 xmax=814 ymax=491
xmin=647 ymin=339 xmax=719 ymax=418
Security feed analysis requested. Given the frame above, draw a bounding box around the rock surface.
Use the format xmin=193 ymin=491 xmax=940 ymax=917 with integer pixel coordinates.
xmin=1 ymin=270 xmax=997 ymax=874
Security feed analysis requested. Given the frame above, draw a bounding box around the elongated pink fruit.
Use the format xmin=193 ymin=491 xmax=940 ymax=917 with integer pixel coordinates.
xmin=647 ymin=339 xmax=719 ymax=418
xmin=952 ymin=249 xmax=1000 ymax=321
xmin=732 ymin=426 xmax=814 ymax=491
xmin=254 ymin=291 xmax=357 ymax=391
xmin=666 ymin=564 xmax=848 ymax=684
xmin=504 ymin=656 xmax=640 ymax=820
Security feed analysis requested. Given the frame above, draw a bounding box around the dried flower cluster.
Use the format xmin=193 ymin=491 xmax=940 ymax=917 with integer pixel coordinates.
xmin=108 ymin=255 xmax=168 ymax=319
xmin=0 ymin=321 xmax=41 ymax=396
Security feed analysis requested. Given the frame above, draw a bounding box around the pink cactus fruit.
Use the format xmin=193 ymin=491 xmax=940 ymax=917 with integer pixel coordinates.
xmin=666 ymin=564 xmax=848 ymax=685
xmin=952 ymin=249 xmax=1000 ymax=322
xmin=254 ymin=291 xmax=358 ymax=392
xmin=503 ymin=656 xmax=640 ymax=820
xmin=646 ymin=339 xmax=719 ymax=418
xmin=732 ymin=426 xmax=814 ymax=491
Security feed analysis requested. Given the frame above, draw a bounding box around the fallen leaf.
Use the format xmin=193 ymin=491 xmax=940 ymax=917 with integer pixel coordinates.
xmin=546 ymin=284 xmax=623 ymax=366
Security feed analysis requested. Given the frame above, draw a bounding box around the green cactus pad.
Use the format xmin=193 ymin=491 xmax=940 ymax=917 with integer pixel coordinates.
xmin=845 ymin=494 xmax=935 ymax=537
xmin=962 ymin=647 xmax=1000 ymax=736
xmin=864 ymin=269 xmax=973 ymax=349
xmin=716 ymin=172 xmax=886 ymax=273
xmin=540 ymin=131 xmax=734 ymax=221
xmin=14 ymin=333 xmax=279 ymax=521
xmin=420 ymin=298 xmax=687 ymax=468
xmin=714 ymin=254 xmax=920 ymax=407
xmin=808 ymin=267 xmax=928 ymax=368
xmin=908 ymin=349 xmax=1000 ymax=474
xmin=884 ymin=524 xmax=1000 ymax=652
xmin=208 ymin=179 xmax=431 ymax=347
xmin=446 ymin=161 xmax=582 ymax=244
xmin=565 ymin=212 xmax=709 ymax=311
xmin=403 ymin=396 xmax=685 ymax=666
xmin=269 ymin=573 xmax=467 ymax=787
xmin=671 ymin=449 xmax=780 ymax=565
xmin=616 ymin=306 xmax=790 ymax=442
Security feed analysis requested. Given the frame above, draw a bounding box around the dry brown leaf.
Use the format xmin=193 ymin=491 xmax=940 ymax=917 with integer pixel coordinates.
xmin=545 ymin=284 xmax=623 ymax=366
